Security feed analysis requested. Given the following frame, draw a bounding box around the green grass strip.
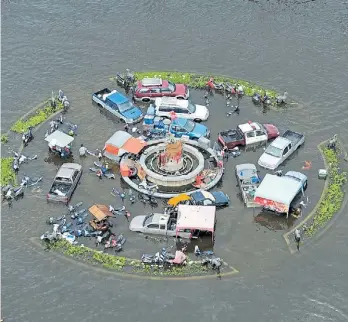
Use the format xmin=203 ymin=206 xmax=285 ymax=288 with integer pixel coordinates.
xmin=132 ymin=71 xmax=278 ymax=98
xmin=10 ymin=100 xmax=64 ymax=133
xmin=305 ymin=145 xmax=347 ymax=236
xmin=0 ymin=157 xmax=16 ymax=186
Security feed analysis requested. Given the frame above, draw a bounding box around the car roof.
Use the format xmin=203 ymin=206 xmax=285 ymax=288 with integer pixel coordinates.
xmin=271 ymin=137 xmax=290 ymax=149
xmin=151 ymin=213 xmax=170 ymax=224
xmin=138 ymin=79 xmax=169 ymax=88
xmin=172 ymin=118 xmax=188 ymax=126
xmin=238 ymin=122 xmax=261 ymax=133
xmin=107 ymin=91 xmax=129 ymax=104
xmin=155 ymin=97 xmax=188 ymax=107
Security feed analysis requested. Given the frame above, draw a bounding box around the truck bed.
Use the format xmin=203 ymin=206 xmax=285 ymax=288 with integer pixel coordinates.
xmin=241 ymin=184 xmax=260 ymax=208
xmin=93 ymin=88 xmax=112 ymax=100
xmin=219 ymin=129 xmax=243 ymax=143
xmin=282 ymin=130 xmax=305 ymax=146
xmin=49 ymin=181 xmax=72 ymax=196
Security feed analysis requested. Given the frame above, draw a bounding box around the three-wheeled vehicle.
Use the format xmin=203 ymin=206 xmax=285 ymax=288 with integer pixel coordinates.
xmin=88 ymin=204 xmax=113 ymax=232
xmin=45 ymin=130 xmax=73 ymax=159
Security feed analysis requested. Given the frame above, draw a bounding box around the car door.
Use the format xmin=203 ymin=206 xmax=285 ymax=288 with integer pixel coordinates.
xmin=245 ymin=131 xmax=257 ymax=145
xmin=158 ymin=106 xmax=169 ymax=118
xmin=283 ymin=143 xmax=292 ymax=158
xmin=69 ymin=170 xmax=79 ymax=197
xmin=150 ymin=88 xmax=161 ymax=98
xmin=145 ymin=223 xmax=160 ymax=235
xmin=161 ymin=87 xmax=172 ymax=97
xmin=176 ymin=107 xmax=190 ymax=119
xmin=137 ymin=88 xmax=150 ymax=98
xmin=255 ymin=130 xmax=267 ymax=143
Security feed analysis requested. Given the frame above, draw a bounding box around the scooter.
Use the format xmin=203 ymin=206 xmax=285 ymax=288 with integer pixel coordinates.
xmin=22 ymin=127 xmax=34 ymax=146
xmin=4 ymin=186 xmax=24 ymax=201
xmin=206 ymin=78 xmax=225 ymax=91
xmin=276 ymin=91 xmax=288 ymax=105
xmin=116 ymin=69 xmax=135 ymax=87
xmin=108 ymin=205 xmax=126 ymax=216
xmin=46 ymin=215 xmax=66 ymax=225
xmin=70 ymin=208 xmax=87 ymax=219
xmin=252 ymin=93 xmax=262 ymax=105
xmin=67 ymin=201 xmax=83 ymax=213
xmin=89 ymin=162 xmax=115 ymax=179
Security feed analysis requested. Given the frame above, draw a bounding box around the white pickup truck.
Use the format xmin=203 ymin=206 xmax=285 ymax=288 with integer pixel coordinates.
xmin=258 ymin=130 xmax=305 ymax=170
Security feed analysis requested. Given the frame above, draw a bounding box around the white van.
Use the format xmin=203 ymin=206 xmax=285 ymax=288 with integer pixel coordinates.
xmin=154 ymin=97 xmax=209 ymax=122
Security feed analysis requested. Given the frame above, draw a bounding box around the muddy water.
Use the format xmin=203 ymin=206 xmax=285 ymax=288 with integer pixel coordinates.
xmin=2 ymin=0 xmax=348 ymax=321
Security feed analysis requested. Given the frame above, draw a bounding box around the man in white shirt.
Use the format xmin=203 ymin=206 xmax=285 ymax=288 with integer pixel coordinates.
xmin=79 ymin=144 xmax=87 ymax=157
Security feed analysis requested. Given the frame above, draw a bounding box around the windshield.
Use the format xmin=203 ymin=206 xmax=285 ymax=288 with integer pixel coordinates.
xmin=265 ymin=145 xmax=283 ymax=158
xmin=258 ymin=123 xmax=266 ymax=132
xmin=184 ymin=120 xmax=195 ymax=132
xmin=143 ymin=214 xmax=154 ymax=227
xmin=118 ymin=101 xmax=133 ymax=112
xmin=168 ymin=81 xmax=176 ymax=92
xmin=187 ymin=101 xmax=196 ymax=113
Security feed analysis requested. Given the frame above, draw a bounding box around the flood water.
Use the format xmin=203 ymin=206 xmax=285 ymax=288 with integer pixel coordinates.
xmin=2 ymin=0 xmax=348 ymax=321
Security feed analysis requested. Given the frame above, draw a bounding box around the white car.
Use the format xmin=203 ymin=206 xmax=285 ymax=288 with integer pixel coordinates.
xmin=154 ymin=97 xmax=209 ymax=122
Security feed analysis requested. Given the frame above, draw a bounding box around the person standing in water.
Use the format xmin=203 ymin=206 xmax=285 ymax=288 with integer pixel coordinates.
xmin=294 ymin=228 xmax=301 ymax=251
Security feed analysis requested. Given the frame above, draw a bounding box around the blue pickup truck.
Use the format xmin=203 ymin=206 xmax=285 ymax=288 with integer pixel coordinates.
xmin=92 ymin=88 xmax=143 ymax=124
xmin=169 ymin=118 xmax=210 ymax=140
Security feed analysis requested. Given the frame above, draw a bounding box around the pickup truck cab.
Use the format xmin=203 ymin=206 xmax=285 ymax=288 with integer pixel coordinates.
xmin=47 ymin=163 xmax=82 ymax=204
xmin=235 ymin=163 xmax=261 ymax=208
xmin=218 ymin=121 xmax=279 ymax=150
xmin=258 ymin=130 xmax=305 ymax=170
xmin=129 ymin=213 xmax=191 ymax=238
xmin=92 ymin=88 xmax=143 ymax=124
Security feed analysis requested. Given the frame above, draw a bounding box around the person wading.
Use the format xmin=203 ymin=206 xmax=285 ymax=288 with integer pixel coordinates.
xmin=79 ymin=144 xmax=87 ymax=157
xmin=294 ymin=228 xmax=301 ymax=251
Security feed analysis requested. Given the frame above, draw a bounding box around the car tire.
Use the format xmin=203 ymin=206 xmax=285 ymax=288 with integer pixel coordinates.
xmin=194 ymin=119 xmax=202 ymax=122
xmin=303 ymin=181 xmax=308 ymax=191
xmin=142 ymin=98 xmax=151 ymax=102
xmin=176 ymin=96 xmax=185 ymax=100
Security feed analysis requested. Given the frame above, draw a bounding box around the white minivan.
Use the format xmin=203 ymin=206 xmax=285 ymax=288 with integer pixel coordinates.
xmin=154 ymin=97 xmax=209 ymax=122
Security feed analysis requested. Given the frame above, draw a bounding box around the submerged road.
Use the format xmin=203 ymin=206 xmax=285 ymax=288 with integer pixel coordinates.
xmin=2 ymin=0 xmax=348 ymax=321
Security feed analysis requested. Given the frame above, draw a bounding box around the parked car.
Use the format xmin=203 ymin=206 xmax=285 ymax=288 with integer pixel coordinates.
xmin=154 ymin=97 xmax=209 ymax=122
xmin=92 ymin=88 xmax=143 ymax=124
xmin=129 ymin=213 xmax=191 ymax=238
xmin=189 ymin=190 xmax=230 ymax=207
xmin=258 ymin=130 xmax=305 ymax=170
xmin=218 ymin=121 xmax=279 ymax=150
xmin=47 ymin=163 xmax=82 ymax=204
xmin=235 ymin=164 xmax=261 ymax=208
xmin=169 ymin=118 xmax=210 ymax=139
xmin=133 ymin=78 xmax=189 ymax=102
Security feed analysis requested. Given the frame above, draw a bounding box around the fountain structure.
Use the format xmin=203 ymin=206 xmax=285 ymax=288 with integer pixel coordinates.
xmin=120 ymin=135 xmax=224 ymax=198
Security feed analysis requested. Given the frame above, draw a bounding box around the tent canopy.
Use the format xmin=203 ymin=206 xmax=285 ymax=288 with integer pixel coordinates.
xmin=88 ymin=204 xmax=113 ymax=221
xmin=176 ymin=205 xmax=216 ymax=234
xmin=254 ymin=174 xmax=302 ymax=206
xmin=45 ymin=130 xmax=74 ymax=147
xmin=104 ymin=131 xmax=147 ymax=161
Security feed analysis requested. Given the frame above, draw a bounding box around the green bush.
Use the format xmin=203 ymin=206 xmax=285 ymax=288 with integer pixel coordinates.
xmin=1 ymin=134 xmax=9 ymax=144
xmin=305 ymin=145 xmax=347 ymax=236
xmin=11 ymin=100 xmax=64 ymax=133
xmin=0 ymin=157 xmax=16 ymax=186
xmin=133 ymin=71 xmax=278 ymax=98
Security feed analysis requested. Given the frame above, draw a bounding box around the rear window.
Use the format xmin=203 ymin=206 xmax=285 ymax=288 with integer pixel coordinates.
xmin=55 ymin=177 xmax=71 ymax=182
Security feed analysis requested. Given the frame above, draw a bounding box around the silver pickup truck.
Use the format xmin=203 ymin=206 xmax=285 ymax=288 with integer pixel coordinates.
xmin=258 ymin=130 xmax=305 ymax=170
xmin=47 ymin=163 xmax=82 ymax=204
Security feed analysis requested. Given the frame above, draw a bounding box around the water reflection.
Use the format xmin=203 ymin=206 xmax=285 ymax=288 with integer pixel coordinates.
xmin=254 ymin=209 xmax=297 ymax=230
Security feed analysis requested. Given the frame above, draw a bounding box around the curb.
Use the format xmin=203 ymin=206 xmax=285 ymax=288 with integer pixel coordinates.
xmin=283 ymin=137 xmax=347 ymax=254
xmin=29 ymin=237 xmax=239 ymax=281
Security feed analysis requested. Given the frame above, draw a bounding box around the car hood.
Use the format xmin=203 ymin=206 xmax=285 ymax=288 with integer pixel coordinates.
xmin=129 ymin=215 xmax=146 ymax=230
xmin=191 ymin=123 xmax=209 ymax=137
xmin=175 ymin=84 xmax=187 ymax=94
xmin=121 ymin=107 xmax=143 ymax=120
xmin=194 ymin=105 xmax=209 ymax=119
xmin=211 ymin=191 xmax=230 ymax=206
xmin=258 ymin=153 xmax=280 ymax=170
xmin=263 ymin=124 xmax=280 ymax=138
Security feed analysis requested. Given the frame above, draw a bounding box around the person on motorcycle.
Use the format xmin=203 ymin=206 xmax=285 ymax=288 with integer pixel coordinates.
xmin=262 ymin=92 xmax=269 ymax=104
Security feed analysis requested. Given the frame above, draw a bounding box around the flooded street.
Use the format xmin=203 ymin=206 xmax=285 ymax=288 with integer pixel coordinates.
xmin=2 ymin=0 xmax=348 ymax=321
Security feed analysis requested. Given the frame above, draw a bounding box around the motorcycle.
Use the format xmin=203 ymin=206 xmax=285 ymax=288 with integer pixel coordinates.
xmin=4 ymin=185 xmax=24 ymax=201
xmin=70 ymin=208 xmax=87 ymax=220
xmin=22 ymin=127 xmax=34 ymax=146
xmin=116 ymin=69 xmax=135 ymax=87
xmin=252 ymin=93 xmax=262 ymax=105
xmin=41 ymin=224 xmax=61 ymax=244
xmin=67 ymin=201 xmax=83 ymax=213
xmin=108 ymin=205 xmax=126 ymax=216
xmin=206 ymin=78 xmax=225 ymax=91
xmin=201 ymin=257 xmax=222 ymax=270
xmin=20 ymin=176 xmax=42 ymax=187
xmin=104 ymin=234 xmax=126 ymax=252
xmin=89 ymin=162 xmax=115 ymax=179
xmin=276 ymin=91 xmax=288 ymax=105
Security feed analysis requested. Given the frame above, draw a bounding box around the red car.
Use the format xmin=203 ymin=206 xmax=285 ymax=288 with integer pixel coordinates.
xmin=133 ymin=78 xmax=190 ymax=102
